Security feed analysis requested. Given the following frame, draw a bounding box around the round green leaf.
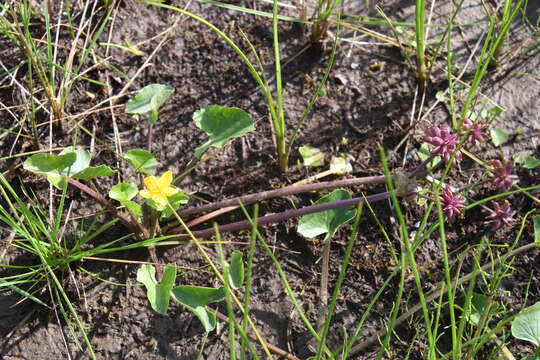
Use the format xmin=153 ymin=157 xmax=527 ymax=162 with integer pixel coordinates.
xmin=72 ymin=165 xmax=115 ymax=181
xmin=109 ymin=183 xmax=138 ymax=202
xmin=512 ymin=302 xmax=540 ymax=347
xmin=297 ymin=189 xmax=356 ymax=244
xmin=490 ymin=128 xmax=509 ymax=147
xmin=524 ymin=156 xmax=540 ymax=169
xmin=23 ymin=153 xmax=76 ymax=174
xmin=193 ymin=106 xmax=255 ymax=159
xmin=136 ymin=264 xmax=177 ymax=315
xmin=123 ymin=150 xmax=157 ymax=174
xmin=125 ymin=84 xmax=174 ymax=124
xmin=59 ymin=147 xmax=91 ymax=176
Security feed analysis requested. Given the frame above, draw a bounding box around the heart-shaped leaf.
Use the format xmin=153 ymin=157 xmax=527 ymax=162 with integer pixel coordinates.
xmin=512 ymin=302 xmax=540 ymax=347
xmin=193 ymin=106 xmax=254 ymax=159
xmin=297 ymin=189 xmax=356 ymax=244
xmin=72 ymin=165 xmax=115 ymax=181
xmin=171 ymin=286 xmax=225 ymax=308
xmin=59 ymin=147 xmax=91 ymax=176
xmin=125 ymin=84 xmax=174 ymax=124
xmin=490 ymin=128 xmax=509 ymax=147
xmin=523 ymin=156 xmax=540 ymax=169
xmin=109 ymin=183 xmax=139 ymax=202
xmin=109 ymin=183 xmax=141 ymax=216
xmin=23 ymin=153 xmax=76 ymax=174
xmin=171 ymin=285 xmax=225 ymax=332
xmin=137 ymin=264 xmax=177 ymax=314
xmin=123 ymin=150 xmax=158 ymax=174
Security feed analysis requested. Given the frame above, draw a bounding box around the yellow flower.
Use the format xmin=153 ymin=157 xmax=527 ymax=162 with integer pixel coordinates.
xmin=139 ymin=171 xmax=178 ymax=207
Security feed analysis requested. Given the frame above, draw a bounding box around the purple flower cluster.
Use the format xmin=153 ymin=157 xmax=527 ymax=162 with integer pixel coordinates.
xmin=420 ymin=122 xmax=520 ymax=230
xmin=491 ymin=160 xmax=519 ymax=192
xmin=422 ymin=125 xmax=462 ymax=164
xmin=460 ymin=119 xmax=490 ymax=147
xmin=440 ymin=185 xmax=465 ymax=223
xmin=422 ymin=119 xmax=490 ymax=164
xmin=486 ymin=201 xmax=515 ymax=230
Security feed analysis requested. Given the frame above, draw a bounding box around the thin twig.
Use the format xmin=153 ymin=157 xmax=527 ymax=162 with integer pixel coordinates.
xmin=177 ymin=175 xmax=388 ymax=218
xmin=169 ymin=191 xmax=394 ymax=240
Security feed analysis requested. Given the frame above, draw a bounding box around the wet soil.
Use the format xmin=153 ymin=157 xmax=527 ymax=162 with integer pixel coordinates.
xmin=1 ymin=0 xmax=539 ymax=359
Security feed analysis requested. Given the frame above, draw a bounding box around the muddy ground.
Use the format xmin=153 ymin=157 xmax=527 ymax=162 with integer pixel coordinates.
xmin=1 ymin=0 xmax=539 ymax=359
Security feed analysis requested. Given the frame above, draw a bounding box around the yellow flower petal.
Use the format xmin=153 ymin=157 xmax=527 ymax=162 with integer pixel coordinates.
xmin=140 ymin=171 xmax=179 ymax=208
xmin=162 ymin=187 xmax=179 ymax=197
xmin=143 ymin=176 xmax=158 ymax=191
xmin=139 ymin=189 xmax=151 ymax=199
xmin=153 ymin=195 xmax=169 ymax=207
xmin=161 ymin=171 xmax=173 ymax=185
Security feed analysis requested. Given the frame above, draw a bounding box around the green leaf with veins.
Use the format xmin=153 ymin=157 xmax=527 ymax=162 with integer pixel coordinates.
xmin=72 ymin=165 xmax=115 ymax=181
xmin=193 ymin=106 xmax=255 ymax=159
xmin=59 ymin=147 xmax=91 ymax=176
xmin=123 ymin=150 xmax=158 ymax=174
xmin=136 ymin=264 xmax=177 ymax=314
xmin=109 ymin=183 xmax=138 ymax=202
xmin=23 ymin=153 xmax=76 ymax=173
xmin=109 ymin=183 xmax=142 ymax=216
xmin=512 ymin=302 xmax=540 ymax=347
xmin=125 ymin=84 xmax=174 ymax=124
xmin=171 ymin=285 xmax=225 ymax=332
xmin=490 ymin=128 xmax=508 ymax=147
xmin=297 ymin=189 xmax=356 ymax=244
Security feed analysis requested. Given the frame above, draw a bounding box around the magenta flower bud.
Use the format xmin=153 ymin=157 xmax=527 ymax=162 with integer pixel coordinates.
xmin=422 ymin=125 xmax=462 ymax=164
xmin=440 ymin=185 xmax=465 ymax=223
xmin=491 ymin=160 xmax=518 ymax=192
xmin=486 ymin=201 xmax=515 ymax=230
xmin=460 ymin=119 xmax=489 ymax=147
